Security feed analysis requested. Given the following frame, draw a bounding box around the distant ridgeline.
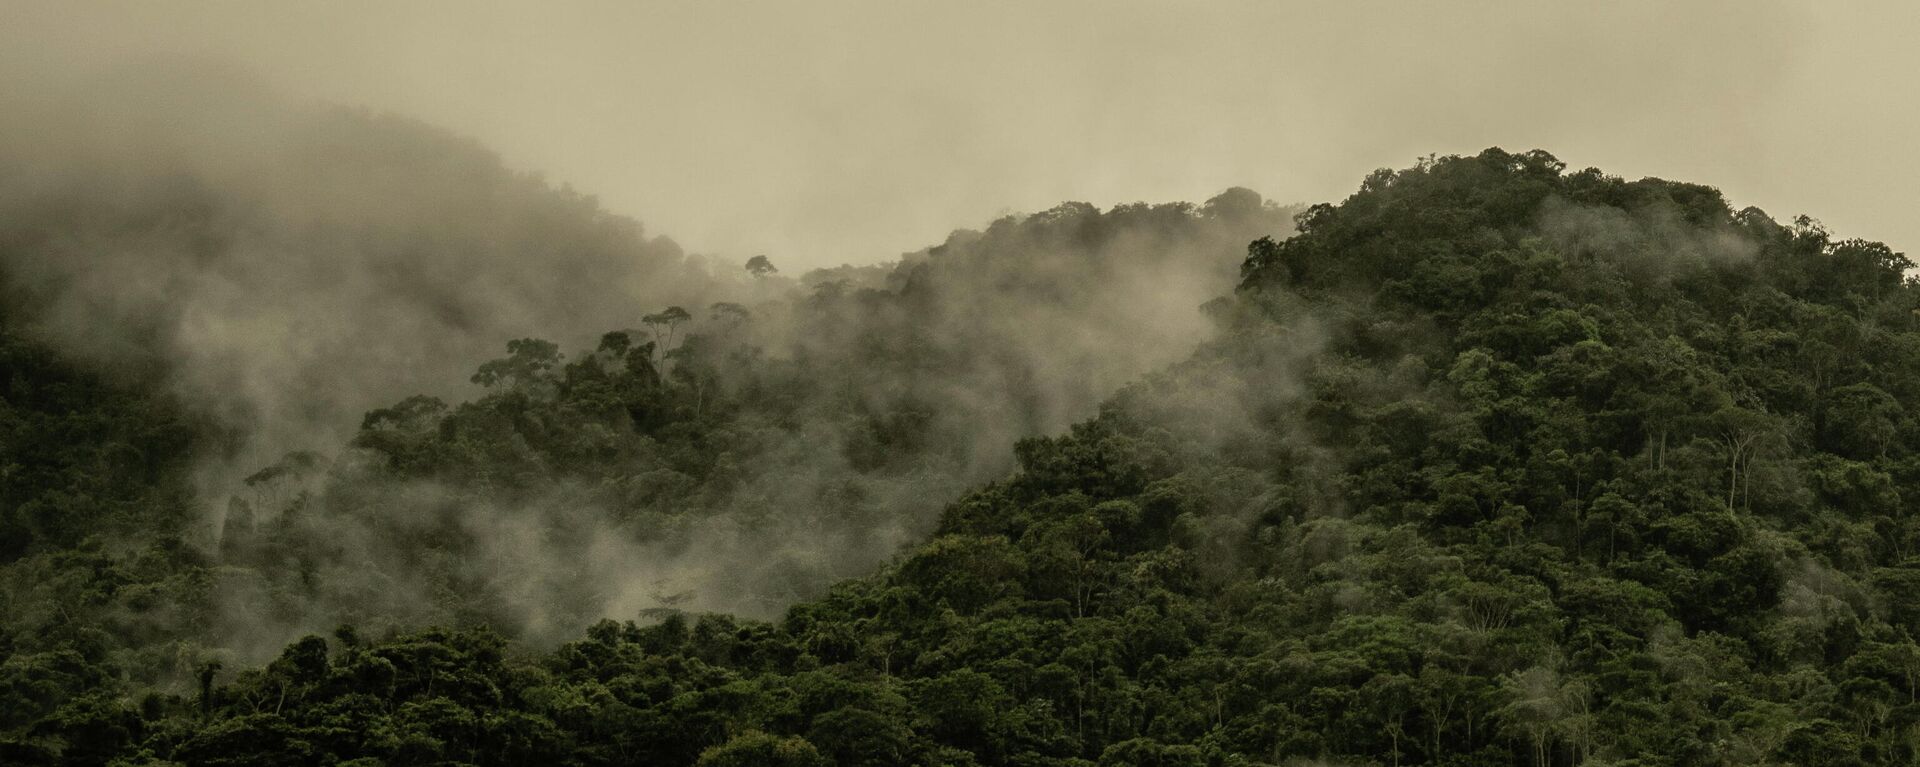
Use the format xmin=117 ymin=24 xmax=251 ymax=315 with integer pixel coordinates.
xmin=7 ymin=148 xmax=1920 ymax=765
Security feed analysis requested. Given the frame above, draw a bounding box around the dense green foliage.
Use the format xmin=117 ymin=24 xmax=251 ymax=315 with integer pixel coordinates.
xmin=0 ymin=308 xmax=207 ymax=560
xmin=197 ymin=189 xmax=1292 ymax=642
xmin=8 ymin=148 xmax=1920 ymax=765
xmin=0 ymin=304 xmax=224 ymax=762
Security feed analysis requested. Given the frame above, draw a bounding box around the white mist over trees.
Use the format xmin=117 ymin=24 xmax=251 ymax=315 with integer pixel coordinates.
xmin=0 ymin=66 xmax=1298 ymax=655
xmin=0 ymin=63 xmax=728 ymax=513
xmin=3 ymin=6 xmax=1919 ymax=763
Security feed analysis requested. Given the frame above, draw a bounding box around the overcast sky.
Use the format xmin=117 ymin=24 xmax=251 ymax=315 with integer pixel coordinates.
xmin=6 ymin=1 xmax=1914 ymax=270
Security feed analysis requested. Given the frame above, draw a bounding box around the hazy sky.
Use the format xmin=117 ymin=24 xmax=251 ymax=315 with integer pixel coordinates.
xmin=6 ymin=1 xmax=1915 ymax=270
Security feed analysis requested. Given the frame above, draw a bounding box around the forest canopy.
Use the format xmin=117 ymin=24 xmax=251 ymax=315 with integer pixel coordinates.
xmin=5 ymin=146 xmax=1920 ymax=766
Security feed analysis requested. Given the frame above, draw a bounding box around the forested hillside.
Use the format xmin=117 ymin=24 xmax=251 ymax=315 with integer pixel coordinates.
xmin=8 ymin=148 xmax=1920 ymax=766
xmin=197 ymin=185 xmax=1293 ymax=653
xmin=0 ymin=65 xmax=723 ymax=499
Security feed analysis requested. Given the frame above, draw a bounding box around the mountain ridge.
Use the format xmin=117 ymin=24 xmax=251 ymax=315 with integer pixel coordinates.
xmin=6 ymin=146 xmax=1919 ymax=765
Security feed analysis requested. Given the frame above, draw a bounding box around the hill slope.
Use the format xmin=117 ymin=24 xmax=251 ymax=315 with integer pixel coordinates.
xmin=10 ymin=148 xmax=1920 ymax=765
xmin=0 ymin=77 xmax=1298 ymax=763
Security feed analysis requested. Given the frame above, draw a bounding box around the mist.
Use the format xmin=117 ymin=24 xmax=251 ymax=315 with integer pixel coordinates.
xmin=0 ymin=63 xmax=732 ymax=515
xmin=4 ymin=7 xmax=1918 ymax=759
xmin=0 ymin=62 xmax=1303 ymax=656
xmin=200 ymin=184 xmax=1299 ymax=655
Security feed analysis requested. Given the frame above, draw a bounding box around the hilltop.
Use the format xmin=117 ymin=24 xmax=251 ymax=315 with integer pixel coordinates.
xmin=7 ymin=148 xmax=1919 ymax=765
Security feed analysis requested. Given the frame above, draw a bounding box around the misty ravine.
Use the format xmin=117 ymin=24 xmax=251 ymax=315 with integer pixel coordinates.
xmin=8 ymin=73 xmax=1920 ymax=767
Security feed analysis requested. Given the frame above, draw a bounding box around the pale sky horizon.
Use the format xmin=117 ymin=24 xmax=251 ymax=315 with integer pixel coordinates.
xmin=5 ymin=1 xmax=1915 ymax=270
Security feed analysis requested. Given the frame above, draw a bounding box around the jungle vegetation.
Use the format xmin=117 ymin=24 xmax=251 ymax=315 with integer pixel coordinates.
xmin=5 ymin=147 xmax=1919 ymax=766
